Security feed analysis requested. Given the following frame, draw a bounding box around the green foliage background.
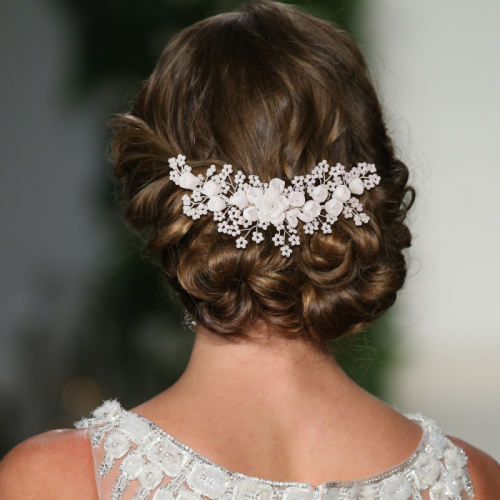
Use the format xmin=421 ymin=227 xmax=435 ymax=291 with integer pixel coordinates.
xmin=55 ymin=0 xmax=396 ymax=417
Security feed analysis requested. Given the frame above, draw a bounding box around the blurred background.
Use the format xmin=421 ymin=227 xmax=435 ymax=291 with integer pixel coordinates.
xmin=0 ymin=0 xmax=499 ymax=462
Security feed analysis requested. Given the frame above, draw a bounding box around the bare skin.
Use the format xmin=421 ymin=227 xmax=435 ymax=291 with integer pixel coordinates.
xmin=1 ymin=320 xmax=499 ymax=498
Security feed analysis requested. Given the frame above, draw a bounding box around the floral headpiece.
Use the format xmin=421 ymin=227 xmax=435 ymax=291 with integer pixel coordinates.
xmin=168 ymin=155 xmax=381 ymax=257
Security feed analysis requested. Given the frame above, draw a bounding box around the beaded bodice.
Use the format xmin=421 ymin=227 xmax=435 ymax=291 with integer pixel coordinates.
xmin=75 ymin=400 xmax=474 ymax=500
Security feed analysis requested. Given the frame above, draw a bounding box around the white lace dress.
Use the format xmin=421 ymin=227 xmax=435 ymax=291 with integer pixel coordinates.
xmin=75 ymin=401 xmax=475 ymax=500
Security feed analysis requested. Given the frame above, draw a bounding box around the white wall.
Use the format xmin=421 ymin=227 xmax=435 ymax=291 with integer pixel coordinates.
xmin=363 ymin=0 xmax=500 ymax=460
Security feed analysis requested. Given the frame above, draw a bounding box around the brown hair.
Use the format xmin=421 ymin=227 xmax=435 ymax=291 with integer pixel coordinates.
xmin=111 ymin=0 xmax=415 ymax=352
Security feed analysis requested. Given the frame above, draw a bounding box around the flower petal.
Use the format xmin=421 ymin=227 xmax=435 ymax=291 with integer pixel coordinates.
xmin=348 ymin=178 xmax=364 ymax=195
xmin=179 ymin=172 xmax=201 ymax=190
xmin=207 ymin=196 xmax=226 ymax=212
xmin=333 ymin=185 xmax=351 ymax=202
xmin=269 ymin=178 xmax=285 ymax=193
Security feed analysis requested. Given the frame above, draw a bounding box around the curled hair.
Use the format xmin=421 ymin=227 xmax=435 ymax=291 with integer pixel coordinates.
xmin=111 ymin=0 xmax=415 ymax=352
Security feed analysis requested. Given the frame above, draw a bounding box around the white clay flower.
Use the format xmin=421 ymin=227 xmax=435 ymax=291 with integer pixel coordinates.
xmin=230 ymin=190 xmax=248 ymax=210
xmin=254 ymin=187 xmax=290 ymax=226
xmin=285 ymin=208 xmax=301 ymax=228
xmin=298 ymin=200 xmax=321 ymax=223
xmin=202 ymin=180 xmax=221 ymax=197
xmin=246 ymin=186 xmax=264 ymax=204
xmin=332 ymin=184 xmax=351 ymax=202
xmin=207 ymin=196 xmax=226 ymax=212
xmin=324 ymin=198 xmax=344 ymax=217
xmin=288 ymin=191 xmax=306 ymax=207
xmin=311 ymin=184 xmax=329 ymax=203
xmin=270 ymin=211 xmax=286 ymax=226
xmin=348 ymin=177 xmax=365 ymax=195
xmin=179 ymin=171 xmax=201 ymax=190
xmin=281 ymin=245 xmax=292 ymax=257
xmin=257 ymin=209 xmax=270 ymax=224
xmin=269 ymin=178 xmax=286 ymax=192
xmin=243 ymin=206 xmax=260 ymax=222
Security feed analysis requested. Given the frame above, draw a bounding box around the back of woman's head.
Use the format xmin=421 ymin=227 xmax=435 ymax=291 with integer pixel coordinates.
xmin=111 ymin=0 xmax=415 ymax=352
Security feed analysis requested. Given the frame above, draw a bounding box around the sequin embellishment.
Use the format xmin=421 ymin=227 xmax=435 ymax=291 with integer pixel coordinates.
xmin=75 ymin=401 xmax=475 ymax=500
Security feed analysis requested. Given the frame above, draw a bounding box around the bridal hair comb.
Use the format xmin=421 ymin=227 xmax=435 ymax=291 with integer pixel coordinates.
xmin=169 ymin=155 xmax=381 ymax=257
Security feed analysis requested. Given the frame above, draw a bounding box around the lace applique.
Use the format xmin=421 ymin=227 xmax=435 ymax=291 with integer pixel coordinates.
xmin=76 ymin=401 xmax=475 ymax=500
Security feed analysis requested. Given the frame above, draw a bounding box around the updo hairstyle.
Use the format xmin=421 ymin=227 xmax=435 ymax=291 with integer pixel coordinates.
xmin=110 ymin=0 xmax=415 ymax=352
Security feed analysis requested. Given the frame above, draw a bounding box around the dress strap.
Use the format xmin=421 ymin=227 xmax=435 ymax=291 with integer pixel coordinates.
xmin=76 ymin=400 xmax=475 ymax=500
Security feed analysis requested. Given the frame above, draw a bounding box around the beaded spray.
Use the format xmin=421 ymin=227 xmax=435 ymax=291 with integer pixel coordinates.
xmin=169 ymin=154 xmax=381 ymax=331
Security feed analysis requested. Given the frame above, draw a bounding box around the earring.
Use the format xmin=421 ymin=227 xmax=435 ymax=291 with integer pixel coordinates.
xmin=181 ymin=309 xmax=197 ymax=332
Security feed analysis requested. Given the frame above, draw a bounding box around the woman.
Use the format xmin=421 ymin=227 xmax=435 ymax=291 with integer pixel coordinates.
xmin=0 ymin=1 xmax=498 ymax=498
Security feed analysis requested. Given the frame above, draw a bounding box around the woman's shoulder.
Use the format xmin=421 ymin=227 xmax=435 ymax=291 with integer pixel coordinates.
xmin=0 ymin=427 xmax=98 ymax=500
xmin=1 ymin=412 xmax=499 ymax=500
xmin=378 ymin=408 xmax=500 ymax=498
xmin=447 ymin=435 xmax=500 ymax=498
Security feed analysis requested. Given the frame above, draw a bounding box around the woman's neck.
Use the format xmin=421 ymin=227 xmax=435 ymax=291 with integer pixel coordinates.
xmin=173 ymin=321 xmax=357 ymax=418
xmin=135 ymin=321 xmax=423 ymax=483
xmin=143 ymin=320 xmax=374 ymax=445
